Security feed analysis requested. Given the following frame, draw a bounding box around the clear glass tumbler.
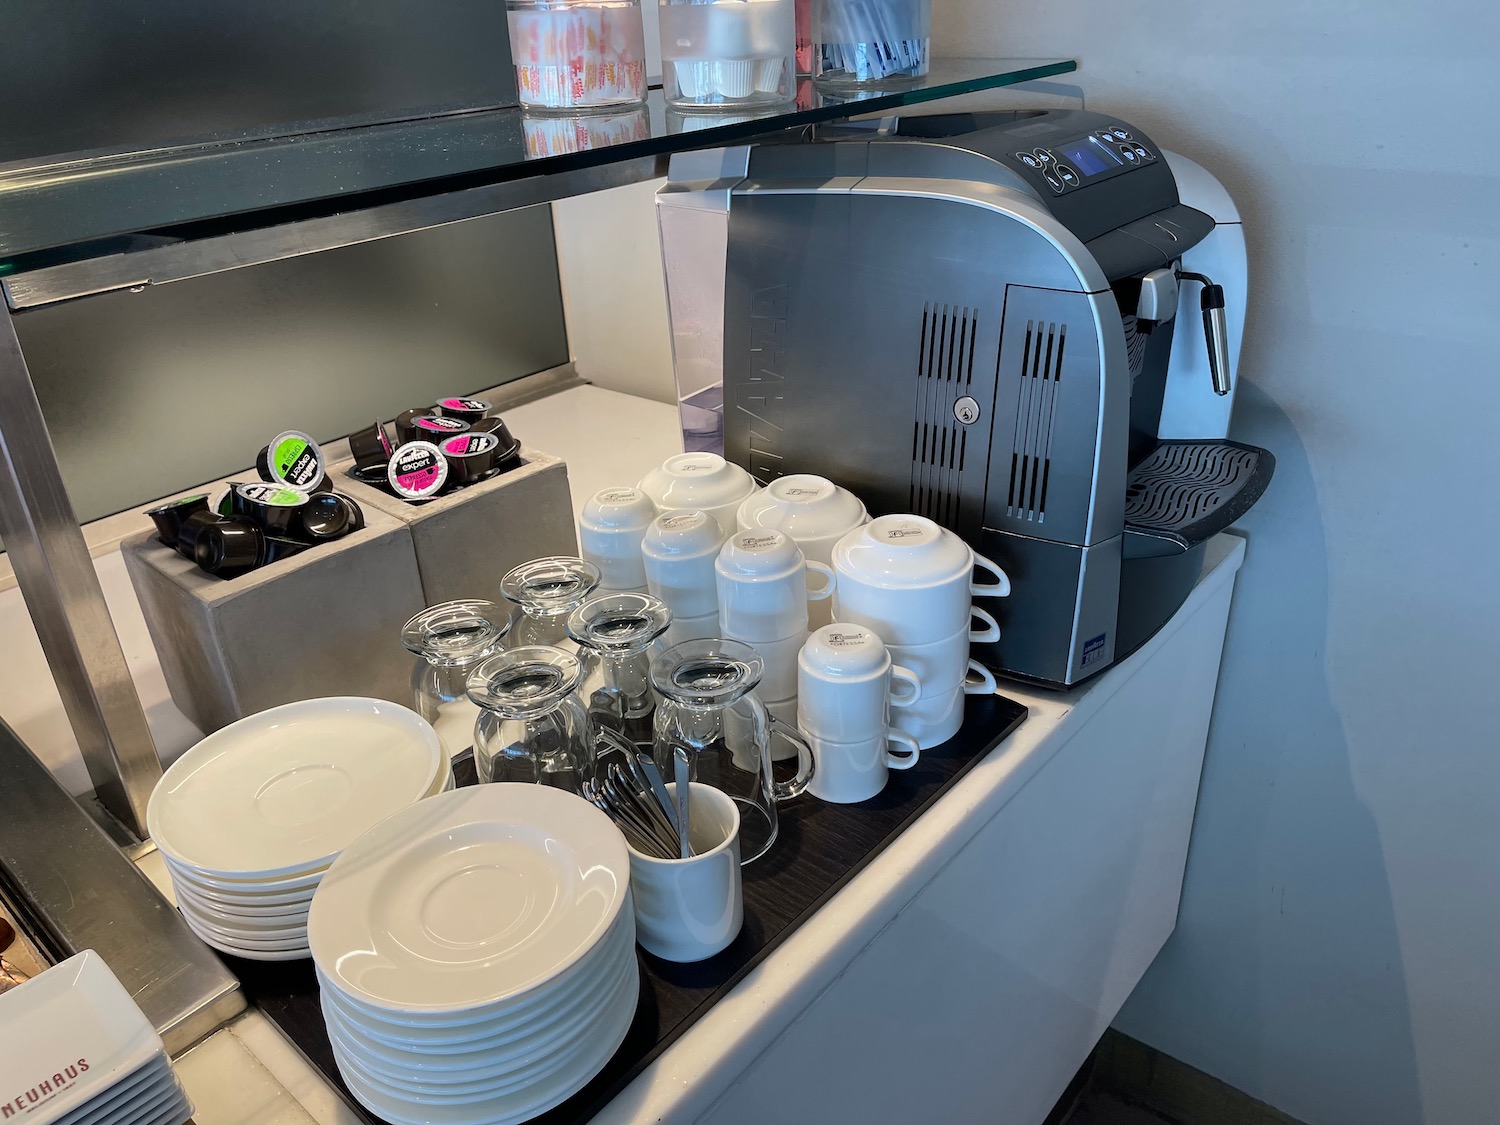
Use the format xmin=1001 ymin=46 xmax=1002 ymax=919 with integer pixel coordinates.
xmin=651 ymin=638 xmax=814 ymax=864
xmin=812 ymin=0 xmax=929 ymax=89
xmin=401 ymin=600 xmax=512 ymax=752
xmin=661 ymin=0 xmax=796 ymax=110
xmin=507 ymin=0 xmax=648 ymax=110
xmin=500 ymin=556 xmax=602 ymax=651
xmin=567 ymin=593 xmax=673 ymax=747
xmin=468 ymin=646 xmax=596 ymax=792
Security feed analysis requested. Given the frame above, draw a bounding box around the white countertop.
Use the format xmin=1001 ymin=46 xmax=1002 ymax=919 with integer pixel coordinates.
xmin=0 ymin=383 xmax=1246 ymax=1124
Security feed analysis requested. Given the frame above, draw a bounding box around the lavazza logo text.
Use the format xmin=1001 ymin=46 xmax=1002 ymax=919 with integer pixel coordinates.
xmin=3 ymin=1058 xmax=91 ymax=1118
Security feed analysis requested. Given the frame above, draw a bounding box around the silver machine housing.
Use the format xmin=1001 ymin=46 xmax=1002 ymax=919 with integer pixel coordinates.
xmin=657 ymin=110 xmax=1272 ymax=687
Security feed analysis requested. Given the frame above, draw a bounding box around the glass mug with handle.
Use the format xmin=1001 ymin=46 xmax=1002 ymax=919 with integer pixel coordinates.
xmin=650 ymin=638 xmax=814 ymax=864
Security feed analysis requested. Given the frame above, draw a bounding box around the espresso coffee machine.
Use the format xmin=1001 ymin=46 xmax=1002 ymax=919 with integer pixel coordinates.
xmin=657 ymin=110 xmax=1272 ymax=687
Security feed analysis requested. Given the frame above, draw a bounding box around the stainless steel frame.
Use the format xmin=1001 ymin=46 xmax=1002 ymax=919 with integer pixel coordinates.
xmin=0 ymin=306 xmax=161 ymax=835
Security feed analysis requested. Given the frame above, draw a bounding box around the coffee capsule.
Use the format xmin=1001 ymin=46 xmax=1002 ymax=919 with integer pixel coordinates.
xmin=394 ymin=408 xmax=435 ymax=445
xmin=256 ymin=431 xmax=327 ymax=492
xmin=347 ymin=463 xmax=394 ymax=492
xmin=230 ymin=482 xmax=310 ymax=535
xmin=387 ymin=442 xmax=449 ymax=501
xmin=300 ymin=492 xmax=364 ymax=542
xmin=145 ymin=494 xmax=209 ymax=548
xmin=194 ymin=519 xmax=265 ymax=578
xmin=176 ymin=511 xmax=226 ymax=561
xmin=440 ymin=431 xmax=501 ymax=485
xmin=349 ymin=421 xmax=394 ymax=470
xmin=262 ymin=534 xmax=311 ymax=565
xmin=434 ymin=397 xmax=492 ymax=425
xmin=411 ymin=415 xmax=470 ymax=441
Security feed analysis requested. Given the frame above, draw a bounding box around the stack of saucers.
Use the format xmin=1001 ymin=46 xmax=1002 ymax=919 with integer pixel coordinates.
xmin=309 ymin=785 xmax=637 ymax=1125
xmin=147 ymin=698 xmax=449 ymax=962
xmin=0 ymin=950 xmax=192 ymax=1125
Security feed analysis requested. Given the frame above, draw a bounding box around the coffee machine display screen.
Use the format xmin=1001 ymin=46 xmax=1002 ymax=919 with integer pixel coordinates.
xmin=1056 ymin=138 xmax=1123 ymax=177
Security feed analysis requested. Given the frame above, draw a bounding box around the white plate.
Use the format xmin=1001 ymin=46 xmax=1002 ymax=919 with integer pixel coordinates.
xmin=149 ymin=697 xmax=442 ymax=878
xmin=0 ymin=951 xmax=167 ymax=1122
xmin=177 ymin=902 xmax=308 ymax=946
xmin=336 ymin=965 xmax=638 ymax=1125
xmin=171 ymin=882 xmax=313 ymax=928
xmin=309 ymin=785 xmax=628 ymax=1014
xmin=162 ymin=851 xmax=328 ymax=893
xmin=315 ymin=905 xmax=633 ymax=1034
xmin=61 ymin=1076 xmax=186 ymax=1125
xmin=164 ymin=867 xmax=323 ymax=911
xmin=321 ymin=922 xmax=634 ymax=1062
xmin=326 ymin=950 xmax=636 ymax=1093
xmin=184 ymin=922 xmax=310 ymax=962
xmin=53 ymin=1058 xmax=173 ymax=1125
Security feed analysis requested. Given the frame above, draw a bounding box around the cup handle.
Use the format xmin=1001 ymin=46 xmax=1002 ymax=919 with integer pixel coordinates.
xmin=888 ymin=664 xmax=922 ymax=708
xmin=805 ymin=561 xmax=836 ymax=602
xmin=971 ymin=554 xmax=1011 ymax=598
xmin=963 ymin=659 xmax=998 ymax=695
xmin=969 ymin=605 xmax=1001 ymax=644
xmin=766 ymin=714 xmax=815 ymax=802
xmin=885 ymin=729 xmax=921 ymax=770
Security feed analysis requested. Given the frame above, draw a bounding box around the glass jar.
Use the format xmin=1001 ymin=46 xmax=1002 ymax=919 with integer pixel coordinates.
xmin=812 ymin=0 xmax=929 ymax=90
xmin=651 ymin=638 xmax=814 ymax=864
xmin=567 ymin=593 xmax=673 ymax=747
xmin=499 ymin=556 xmax=602 ymax=651
xmin=507 ymin=0 xmax=648 ymax=111
xmin=467 ymin=646 xmax=596 ymax=792
xmin=400 ymin=600 xmax=512 ymax=752
xmin=661 ymin=0 xmax=795 ymax=110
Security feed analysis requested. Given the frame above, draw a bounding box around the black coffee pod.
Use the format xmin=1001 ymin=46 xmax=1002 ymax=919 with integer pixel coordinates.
xmin=394 ymin=407 xmax=435 ymax=445
xmin=349 ymin=421 xmax=395 ymax=470
xmin=262 ymin=534 xmax=311 ymax=565
xmin=230 ymin=482 xmax=310 ymax=535
xmin=300 ymin=491 xmax=362 ymax=542
xmin=347 ymin=463 xmax=393 ymax=492
xmin=411 ymin=415 xmax=470 ymax=441
xmin=146 ymin=494 xmax=209 ymax=548
xmin=337 ymin=493 xmax=365 ymax=531
xmin=435 ymin=397 xmax=492 ymax=425
xmin=439 ymin=431 xmax=501 ymax=485
xmin=387 ymin=441 xmax=449 ymax=501
xmin=468 ymin=416 xmax=521 ymax=462
xmin=211 ymin=482 xmax=249 ymax=516
xmin=255 ymin=430 xmax=328 ymax=492
xmin=194 ymin=518 xmax=265 ymax=578
xmin=176 ymin=511 xmax=226 ymax=561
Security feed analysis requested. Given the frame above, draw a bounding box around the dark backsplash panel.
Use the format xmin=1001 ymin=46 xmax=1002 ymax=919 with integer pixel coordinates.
xmin=233 ymin=693 xmax=1028 ymax=1124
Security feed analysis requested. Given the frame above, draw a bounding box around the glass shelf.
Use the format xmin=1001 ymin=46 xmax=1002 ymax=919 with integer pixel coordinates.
xmin=0 ymin=58 xmax=1075 ymax=289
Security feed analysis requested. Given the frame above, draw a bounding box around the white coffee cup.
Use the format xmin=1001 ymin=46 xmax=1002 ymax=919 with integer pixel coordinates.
xmin=642 ymin=509 xmax=726 ymax=621
xmin=831 ymin=514 xmax=1010 ymax=646
xmin=639 ymin=453 xmax=758 ymax=540
xmin=716 ymin=529 xmax=834 ymax=643
xmin=579 ymin=486 xmax=656 ymax=593
xmin=664 ymin=609 xmax=720 ymax=648
xmin=807 ymin=729 xmax=921 ymax=804
xmin=886 ymin=628 xmax=999 ymax=705
xmin=724 ymin=629 xmax=804 ymax=704
xmin=891 ymin=686 xmax=966 ymax=749
xmin=797 ymin=624 xmax=922 ymax=743
xmin=737 ymin=475 xmax=868 ymax=628
xmin=627 ymin=782 xmax=743 ymax=962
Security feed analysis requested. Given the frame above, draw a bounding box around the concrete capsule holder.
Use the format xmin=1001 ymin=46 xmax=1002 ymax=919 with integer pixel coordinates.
xmin=122 ymin=445 xmax=577 ymax=733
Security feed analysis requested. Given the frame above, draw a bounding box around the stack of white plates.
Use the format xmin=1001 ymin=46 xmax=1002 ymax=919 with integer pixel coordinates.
xmin=0 ymin=950 xmax=192 ymax=1125
xmin=309 ymin=785 xmax=637 ymax=1125
xmin=147 ymin=697 xmax=450 ymax=961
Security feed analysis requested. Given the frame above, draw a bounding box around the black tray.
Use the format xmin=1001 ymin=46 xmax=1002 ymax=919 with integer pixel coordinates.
xmin=228 ymin=693 xmax=1027 ymax=1123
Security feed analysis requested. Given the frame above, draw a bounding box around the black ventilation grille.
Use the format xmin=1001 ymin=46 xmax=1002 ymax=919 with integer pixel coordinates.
xmin=910 ymin=303 xmax=977 ymax=526
xmin=1122 ymin=314 xmax=1149 ymax=377
xmin=1125 ymin=439 xmax=1274 ymax=546
xmin=1006 ymin=319 xmax=1066 ymax=523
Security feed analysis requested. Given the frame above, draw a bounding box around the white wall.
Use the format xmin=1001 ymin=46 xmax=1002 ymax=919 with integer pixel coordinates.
xmin=925 ymin=5 xmax=1499 ymax=1125
xmin=555 ymin=8 xmax=1500 ymax=1121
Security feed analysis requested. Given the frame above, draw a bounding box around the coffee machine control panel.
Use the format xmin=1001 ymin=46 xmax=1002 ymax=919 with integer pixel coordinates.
xmin=1012 ymin=124 xmax=1157 ymax=195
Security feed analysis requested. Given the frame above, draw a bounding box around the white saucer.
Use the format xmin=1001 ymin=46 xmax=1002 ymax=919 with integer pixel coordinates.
xmin=309 ymin=785 xmax=629 ymax=1014
xmin=149 ymin=697 xmax=442 ymax=879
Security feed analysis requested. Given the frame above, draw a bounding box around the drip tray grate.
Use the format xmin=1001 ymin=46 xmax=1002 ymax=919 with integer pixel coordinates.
xmin=1124 ymin=439 xmax=1274 ymax=548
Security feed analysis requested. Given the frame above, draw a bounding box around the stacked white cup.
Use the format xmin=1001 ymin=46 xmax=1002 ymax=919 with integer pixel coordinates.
xmin=830 ymin=514 xmax=1010 ymax=749
xmin=639 ymin=452 xmax=758 ymax=539
xmin=798 ymin=624 xmax=922 ymax=803
xmin=736 ymin=474 xmax=868 ymax=630
xmin=642 ymin=509 xmax=728 ymax=646
xmin=715 ymin=529 xmax=834 ymax=733
xmin=579 ymin=486 xmax=657 ymax=593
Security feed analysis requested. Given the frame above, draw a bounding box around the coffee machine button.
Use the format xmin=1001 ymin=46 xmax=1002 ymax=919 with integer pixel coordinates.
xmin=1113 ymin=126 xmax=1133 ymax=140
xmin=1121 ymin=148 xmax=1140 ymax=164
xmin=1036 ymin=149 xmax=1055 ymax=163
xmin=1057 ymin=164 xmax=1081 ymax=187
xmin=1016 ymin=152 xmax=1042 ymax=169
xmin=1133 ymin=145 xmax=1152 ymax=160
xmin=1042 ymin=168 xmax=1066 ymax=193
